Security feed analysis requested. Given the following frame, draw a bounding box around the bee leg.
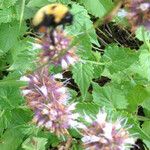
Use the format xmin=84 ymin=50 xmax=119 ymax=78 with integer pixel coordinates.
xmin=62 ymin=24 xmax=65 ymax=29
xmin=50 ymin=28 xmax=55 ymax=45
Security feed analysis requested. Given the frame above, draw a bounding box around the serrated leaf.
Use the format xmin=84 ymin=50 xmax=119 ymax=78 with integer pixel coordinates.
xmin=0 ymin=86 xmax=23 ymax=110
xmin=102 ymin=44 xmax=139 ymax=73
xmin=139 ymin=46 xmax=150 ymax=81
xmin=27 ymin=0 xmax=50 ymax=7
xmin=136 ymin=26 xmax=150 ymax=42
xmin=92 ymin=82 xmax=128 ymax=109
xmin=127 ymin=85 xmax=150 ymax=113
xmin=142 ymin=98 xmax=150 ymax=111
xmin=0 ymin=110 xmax=12 ymax=135
xmin=22 ymin=137 xmax=48 ymax=150
xmin=76 ymin=102 xmax=99 ymax=115
xmin=142 ymin=121 xmax=150 ymax=137
xmin=0 ymin=22 xmax=20 ymax=52
xmin=78 ymin=0 xmax=113 ymax=17
xmin=57 ymin=0 xmax=71 ymax=4
xmin=0 ymin=128 xmax=25 ymax=150
xmin=66 ymin=3 xmax=99 ymax=46
xmin=10 ymin=108 xmax=32 ymax=126
xmin=0 ymin=80 xmax=27 ymax=87
xmin=72 ymin=63 xmax=94 ymax=99
xmin=0 ymin=0 xmax=17 ymax=8
xmin=74 ymin=32 xmax=95 ymax=60
xmin=0 ymin=8 xmax=13 ymax=24
xmin=9 ymin=38 xmax=38 ymax=73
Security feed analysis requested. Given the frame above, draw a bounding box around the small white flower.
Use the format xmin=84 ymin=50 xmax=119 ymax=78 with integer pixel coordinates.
xmin=61 ymin=59 xmax=68 ymax=69
xmin=57 ymin=87 xmax=67 ymax=94
xmin=31 ymin=43 xmax=42 ymax=50
xmin=70 ymin=113 xmax=80 ymax=119
xmin=22 ymin=89 xmax=31 ymax=96
xmin=96 ymin=109 xmax=107 ymax=124
xmin=82 ymin=135 xmax=100 ymax=143
xmin=45 ymin=121 xmax=52 ymax=129
xmin=67 ymin=55 xmax=75 ymax=64
xmin=39 ymin=85 xmax=48 ymax=97
xmin=84 ymin=114 xmax=93 ymax=123
xmin=69 ymin=120 xmax=81 ymax=128
xmin=53 ymin=73 xmax=63 ymax=79
xmin=42 ymin=108 xmax=49 ymax=115
xmin=49 ymin=45 xmax=55 ymax=50
xmin=20 ymin=76 xmax=30 ymax=82
xmin=32 ymin=76 xmax=38 ymax=83
xmin=76 ymin=123 xmax=87 ymax=129
xmin=124 ymin=137 xmax=135 ymax=145
xmin=82 ymin=136 xmax=91 ymax=143
xmin=117 ymin=9 xmax=128 ymax=17
xmin=103 ymin=122 xmax=113 ymax=140
xmin=67 ymin=102 xmax=77 ymax=111
xmin=139 ymin=3 xmax=150 ymax=11
xmin=37 ymin=119 xmax=45 ymax=126
xmin=90 ymin=135 xmax=100 ymax=142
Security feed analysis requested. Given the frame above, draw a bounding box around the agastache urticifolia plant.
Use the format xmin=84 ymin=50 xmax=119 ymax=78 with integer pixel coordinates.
xmin=124 ymin=0 xmax=150 ymax=31
xmin=34 ymin=28 xmax=79 ymax=69
xmin=81 ymin=109 xmax=136 ymax=150
xmin=20 ymin=28 xmax=81 ymax=137
xmin=20 ymin=26 xmax=136 ymax=148
xmin=20 ymin=67 xmax=83 ymax=136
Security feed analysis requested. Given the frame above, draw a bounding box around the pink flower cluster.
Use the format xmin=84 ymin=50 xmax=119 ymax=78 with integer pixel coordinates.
xmin=20 ymin=67 xmax=81 ymax=136
xmin=36 ymin=29 xmax=79 ymax=69
xmin=81 ymin=109 xmax=135 ymax=150
xmin=125 ymin=0 xmax=150 ymax=31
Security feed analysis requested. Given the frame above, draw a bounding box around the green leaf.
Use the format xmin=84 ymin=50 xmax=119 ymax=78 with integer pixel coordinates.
xmin=136 ymin=26 xmax=150 ymax=42
xmin=57 ymin=0 xmax=71 ymax=4
xmin=142 ymin=121 xmax=150 ymax=137
xmin=72 ymin=62 xmax=94 ymax=99
xmin=74 ymin=33 xmax=95 ymax=60
xmin=0 ymin=86 xmax=23 ymax=110
xmin=76 ymin=102 xmax=99 ymax=115
xmin=10 ymin=108 xmax=32 ymax=126
xmin=127 ymin=85 xmax=150 ymax=113
xmin=78 ymin=0 xmax=113 ymax=17
xmin=36 ymin=130 xmax=59 ymax=147
xmin=9 ymin=38 xmax=38 ymax=73
xmin=142 ymin=98 xmax=150 ymax=111
xmin=0 ymin=8 xmax=13 ymax=24
xmin=102 ymin=44 xmax=139 ymax=73
xmin=0 ymin=22 xmax=20 ymax=52
xmin=0 ymin=128 xmax=25 ymax=150
xmin=27 ymin=0 xmax=50 ymax=7
xmin=139 ymin=46 xmax=150 ymax=81
xmin=92 ymin=82 xmax=128 ymax=109
xmin=0 ymin=110 xmax=12 ymax=135
xmin=22 ymin=137 xmax=48 ymax=150
xmin=66 ymin=3 xmax=99 ymax=46
xmin=0 ymin=79 xmax=27 ymax=87
xmin=0 ymin=0 xmax=17 ymax=8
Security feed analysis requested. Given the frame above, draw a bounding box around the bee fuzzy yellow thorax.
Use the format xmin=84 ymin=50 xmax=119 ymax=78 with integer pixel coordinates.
xmin=32 ymin=3 xmax=69 ymax=27
xmin=46 ymin=4 xmax=69 ymax=23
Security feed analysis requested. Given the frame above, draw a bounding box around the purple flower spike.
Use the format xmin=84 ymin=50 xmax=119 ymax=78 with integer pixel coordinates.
xmin=35 ymin=29 xmax=79 ymax=69
xmin=81 ymin=109 xmax=136 ymax=150
xmin=32 ymin=102 xmax=81 ymax=136
xmin=20 ymin=67 xmax=69 ymax=109
xmin=125 ymin=0 xmax=150 ymax=31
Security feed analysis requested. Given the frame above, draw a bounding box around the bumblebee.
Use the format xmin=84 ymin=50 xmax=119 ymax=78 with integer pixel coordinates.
xmin=32 ymin=3 xmax=73 ymax=44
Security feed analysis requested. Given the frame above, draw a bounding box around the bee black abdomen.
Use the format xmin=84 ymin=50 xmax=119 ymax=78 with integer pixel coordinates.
xmin=60 ymin=12 xmax=73 ymax=25
xmin=42 ymin=15 xmax=55 ymax=27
